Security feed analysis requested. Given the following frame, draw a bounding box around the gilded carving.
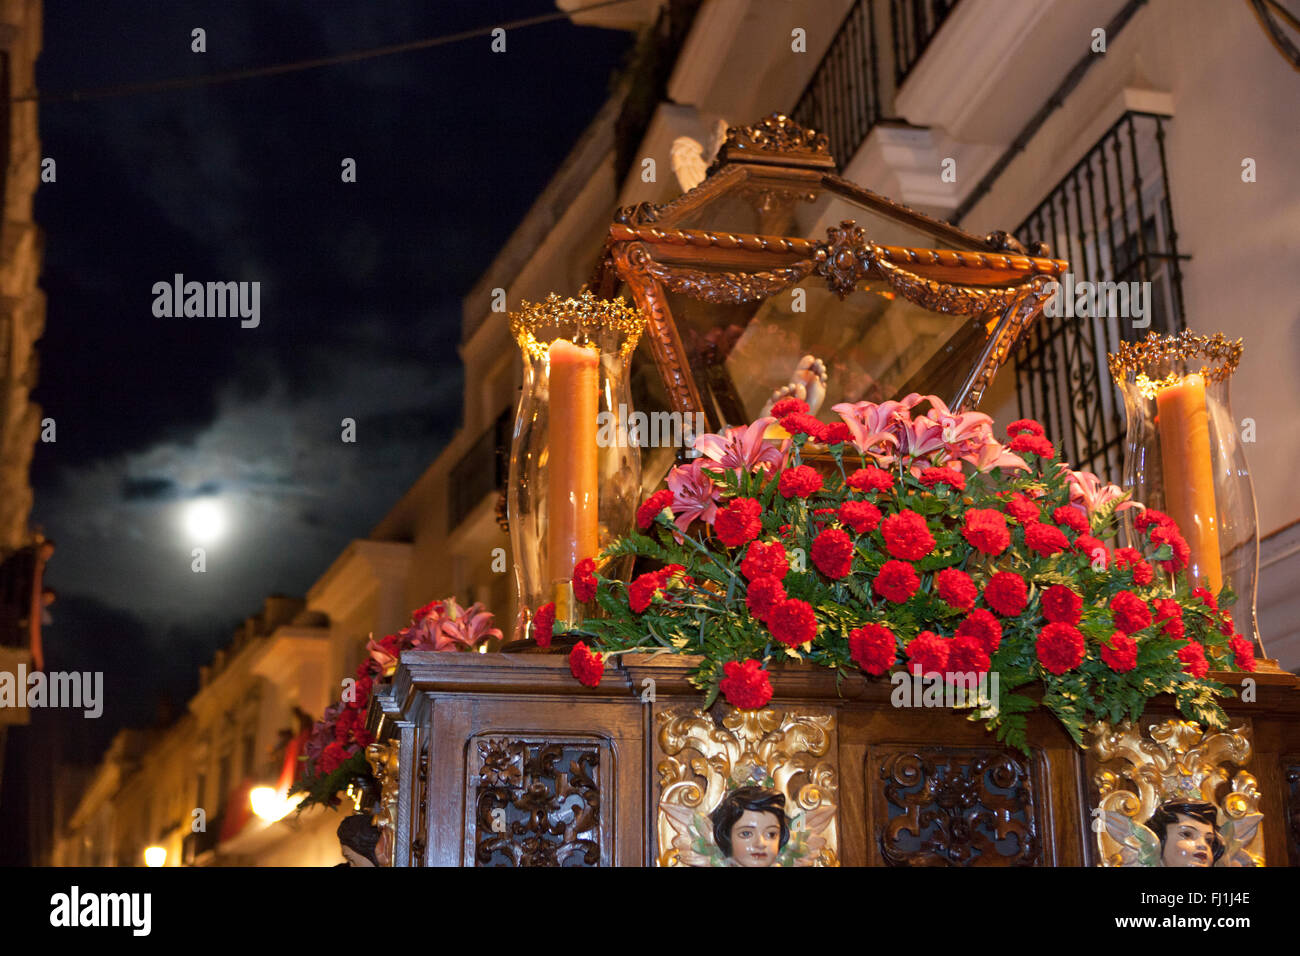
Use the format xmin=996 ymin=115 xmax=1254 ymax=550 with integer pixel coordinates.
xmin=656 ymin=706 xmax=839 ymax=866
xmin=1090 ymin=719 xmax=1264 ymax=866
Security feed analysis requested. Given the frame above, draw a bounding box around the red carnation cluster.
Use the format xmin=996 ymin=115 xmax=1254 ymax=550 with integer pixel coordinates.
xmin=984 ymin=571 xmax=1028 ymax=617
xmin=1178 ymin=640 xmax=1209 ymax=678
xmin=718 ymin=659 xmax=773 ymax=710
xmin=1004 ymin=493 xmax=1041 ymax=525
xmin=746 ymin=576 xmax=787 ymax=621
xmin=881 ymin=509 xmax=935 ymax=561
xmin=768 ymin=598 xmax=817 ymax=647
xmin=1036 ymin=622 xmax=1085 ymax=674
xmin=572 ymin=558 xmax=598 ymax=603
xmin=778 ymin=465 xmax=823 ymax=499
xmin=935 ymin=568 xmax=977 ymax=611
xmin=1113 ymin=547 xmax=1154 ymax=586
xmin=920 ymin=467 xmax=965 ymax=492
xmin=1148 ymin=523 xmax=1190 ymax=572
xmin=906 ymin=631 xmax=950 ymax=675
xmin=533 ymin=602 xmax=556 ymax=647
xmin=569 ymin=641 xmax=604 ymax=687
xmin=1052 ymin=505 xmax=1089 ymax=534
xmin=770 ymin=397 xmax=809 ymax=417
xmin=1074 ymin=534 xmax=1109 ymax=568
xmin=822 ymin=422 xmax=852 ymax=444
xmin=948 ymin=634 xmax=991 ymax=675
xmin=1101 ymin=632 xmax=1138 ymax=673
xmin=715 ymin=497 xmax=763 ymax=548
xmin=740 ymin=540 xmax=789 ymax=582
xmin=1040 ymin=584 xmax=1082 ymax=625
xmin=839 ymin=500 xmax=882 ymax=534
xmin=1192 ymin=587 xmax=1218 ymax=611
xmin=873 ymin=560 xmax=920 ymax=603
xmin=1152 ymin=598 xmax=1184 ymax=640
xmin=1229 ymin=635 xmax=1256 ymax=672
xmin=963 ymin=509 xmax=1011 ymax=555
xmin=780 ymin=412 xmax=826 ymax=442
xmin=1024 ymin=521 xmax=1070 ymax=557
xmin=1006 ymin=419 xmax=1045 ymax=438
xmin=845 ymin=466 xmax=894 ymax=493
xmin=1109 ymin=590 xmax=1152 ymax=634
xmin=1009 ymin=433 xmax=1054 ymax=458
xmin=627 ymin=571 xmax=665 ymax=614
xmin=956 ymin=609 xmax=1002 ymax=655
xmin=848 ymin=623 xmax=896 ymax=675
xmin=636 ymin=489 xmax=674 ymax=531
xmin=811 ymin=527 xmax=854 ymax=579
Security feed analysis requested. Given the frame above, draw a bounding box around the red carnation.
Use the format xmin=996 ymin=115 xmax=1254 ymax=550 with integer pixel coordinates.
xmin=1192 ymin=587 xmax=1218 ymax=611
xmin=770 ymin=397 xmax=809 ymax=417
xmin=962 ymin=508 xmax=1011 ymax=555
xmin=1113 ymin=548 xmax=1154 ymax=586
xmin=1036 ymin=622 xmax=1086 ymax=674
xmin=1074 ymin=534 xmax=1109 ymax=568
xmin=822 ymin=422 xmax=852 ymax=444
xmin=1110 ymin=590 xmax=1152 ymax=634
xmin=935 ymin=568 xmax=977 ymax=611
xmin=811 ymin=527 xmax=854 ymax=579
xmin=1006 ymin=419 xmax=1045 ymax=438
xmin=920 ymin=467 xmax=966 ymax=492
xmin=1148 ymin=524 xmax=1190 ymax=572
xmin=768 ymin=598 xmax=818 ymax=647
xmin=1052 ymin=505 xmax=1089 ymax=534
xmin=745 ymin=575 xmax=787 ymax=622
xmin=1152 ymin=598 xmax=1184 ymax=640
xmin=718 ymin=659 xmax=773 ymax=710
xmin=1229 ymin=634 xmax=1256 ymax=672
xmin=533 ymin=601 xmax=556 ymax=647
xmin=1100 ymin=632 xmax=1138 ymax=673
xmin=839 ymin=499 xmax=882 ymax=534
xmin=778 ymin=465 xmax=823 ymax=499
xmin=948 ymin=634 xmax=991 ymax=675
xmin=1135 ymin=507 xmax=1176 ymax=532
xmin=569 ymin=641 xmax=604 ymax=687
xmin=956 ymin=609 xmax=1002 ymax=655
xmin=572 ymin=558 xmax=598 ymax=603
xmin=1024 ymin=521 xmax=1070 ymax=557
xmin=846 ymin=466 xmax=894 ymax=493
xmin=1009 ymin=433 xmax=1055 ymax=458
xmin=779 ymin=413 xmax=827 ymax=442
xmin=848 ymin=623 xmax=896 ymax=675
xmin=905 ymin=630 xmax=950 ymax=676
xmin=319 ymin=742 xmax=350 ymax=775
xmin=1178 ymin=640 xmax=1209 ymax=678
xmin=1004 ymin=493 xmax=1041 ymax=525
xmin=984 ymin=571 xmax=1028 ymax=617
xmin=740 ymin=540 xmax=789 ymax=582
xmin=636 ymin=489 xmax=674 ymax=531
xmin=1040 ymin=584 xmax=1082 ymax=625
xmin=881 ymin=509 xmax=936 ymax=561
xmin=714 ymin=497 xmax=763 ymax=548
xmin=873 ymin=560 xmax=920 ymax=603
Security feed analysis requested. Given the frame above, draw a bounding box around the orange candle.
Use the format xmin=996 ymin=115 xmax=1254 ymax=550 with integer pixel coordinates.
xmin=1155 ymin=373 xmax=1222 ymax=593
xmin=546 ymin=338 xmax=599 ymax=616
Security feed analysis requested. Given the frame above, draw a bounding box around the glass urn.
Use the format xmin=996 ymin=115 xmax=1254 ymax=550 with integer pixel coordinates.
xmin=507 ymin=292 xmax=645 ymax=640
xmin=1108 ymin=331 xmax=1264 ymax=657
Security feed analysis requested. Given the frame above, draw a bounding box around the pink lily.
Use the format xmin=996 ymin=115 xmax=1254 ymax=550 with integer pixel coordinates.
xmin=1062 ymin=467 xmax=1136 ymax=514
xmin=693 ymin=416 xmax=785 ymax=475
xmin=963 ymin=439 xmax=1031 ymax=473
xmin=666 ymin=459 xmax=721 ymax=533
xmin=831 ymin=401 xmax=902 ymax=461
xmin=434 ymin=599 xmax=503 ymax=650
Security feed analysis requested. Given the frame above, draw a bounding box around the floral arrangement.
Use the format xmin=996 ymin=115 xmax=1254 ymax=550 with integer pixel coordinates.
xmin=292 ymin=597 xmax=501 ymax=809
xmin=548 ymin=395 xmax=1254 ymax=752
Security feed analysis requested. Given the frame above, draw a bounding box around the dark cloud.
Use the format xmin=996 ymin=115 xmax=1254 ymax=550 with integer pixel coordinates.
xmin=120 ymin=476 xmax=180 ymax=501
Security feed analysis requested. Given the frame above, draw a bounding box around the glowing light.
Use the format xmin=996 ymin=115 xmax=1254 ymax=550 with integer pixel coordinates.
xmin=250 ymin=786 xmax=302 ymax=823
xmin=143 ymin=845 xmax=167 ymax=867
xmin=183 ymin=497 xmax=227 ymax=544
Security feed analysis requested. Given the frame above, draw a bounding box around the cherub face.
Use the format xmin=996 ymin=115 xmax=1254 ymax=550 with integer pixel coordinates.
xmin=1161 ymin=814 xmax=1214 ymax=867
xmin=728 ymin=810 xmax=782 ymax=867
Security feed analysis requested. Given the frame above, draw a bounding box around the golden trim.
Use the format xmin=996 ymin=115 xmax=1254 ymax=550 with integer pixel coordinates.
xmin=508 ymin=290 xmax=646 ymax=359
xmin=1107 ymin=330 xmax=1244 ymax=395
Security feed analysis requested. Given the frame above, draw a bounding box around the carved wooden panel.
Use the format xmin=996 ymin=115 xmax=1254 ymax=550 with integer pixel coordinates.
xmin=468 ymin=736 xmax=604 ymax=867
xmin=869 ymin=747 xmax=1044 ymax=866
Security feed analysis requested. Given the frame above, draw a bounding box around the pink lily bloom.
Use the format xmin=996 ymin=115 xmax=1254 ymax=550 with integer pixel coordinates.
xmin=1063 ymin=467 xmax=1135 ymax=514
xmin=666 ymin=459 xmax=721 ymax=533
xmin=963 ymin=439 xmax=1031 ymax=473
xmin=434 ymin=599 xmax=503 ymax=650
xmin=831 ymin=401 xmax=902 ymax=461
xmin=694 ymin=416 xmax=785 ymax=475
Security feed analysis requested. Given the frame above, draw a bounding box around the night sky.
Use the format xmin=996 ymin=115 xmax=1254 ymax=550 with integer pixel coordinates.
xmin=23 ymin=1 xmax=633 ymax=762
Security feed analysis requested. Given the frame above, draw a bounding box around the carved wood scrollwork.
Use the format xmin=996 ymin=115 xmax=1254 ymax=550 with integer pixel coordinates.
xmin=410 ymin=748 xmax=428 ymax=865
xmin=639 ymin=256 xmax=814 ymax=305
xmin=472 ymin=738 xmax=601 ymax=867
xmin=873 ymin=748 xmax=1042 ymax=866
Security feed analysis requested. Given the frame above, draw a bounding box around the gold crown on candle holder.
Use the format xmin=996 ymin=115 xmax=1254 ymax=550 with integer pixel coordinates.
xmin=509 ymin=290 xmax=646 ymax=359
xmin=1108 ymin=330 xmax=1243 ymax=399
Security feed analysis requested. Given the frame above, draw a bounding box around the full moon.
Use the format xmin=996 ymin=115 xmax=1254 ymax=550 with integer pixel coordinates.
xmin=183 ymin=498 xmax=227 ymax=544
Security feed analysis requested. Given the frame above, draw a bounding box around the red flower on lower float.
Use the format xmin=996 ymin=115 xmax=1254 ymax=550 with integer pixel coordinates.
xmin=718 ymin=659 xmax=773 ymax=710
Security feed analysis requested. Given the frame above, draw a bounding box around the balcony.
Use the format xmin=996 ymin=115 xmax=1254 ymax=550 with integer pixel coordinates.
xmin=447 ymin=408 xmax=512 ymax=532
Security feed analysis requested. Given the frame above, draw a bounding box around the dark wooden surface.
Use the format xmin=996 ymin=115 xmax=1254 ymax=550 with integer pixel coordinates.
xmin=373 ymin=652 xmax=1300 ymax=867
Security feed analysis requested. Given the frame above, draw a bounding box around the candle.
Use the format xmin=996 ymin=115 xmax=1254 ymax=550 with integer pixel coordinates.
xmin=546 ymin=338 xmax=599 ymax=618
xmin=1155 ymin=373 xmax=1222 ymax=593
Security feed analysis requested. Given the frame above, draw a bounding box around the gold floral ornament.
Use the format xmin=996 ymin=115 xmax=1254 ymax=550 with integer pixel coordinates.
xmin=1107 ymin=330 xmax=1244 ymax=398
xmin=508 ymin=290 xmax=646 ymax=360
xmin=1090 ymin=719 xmax=1263 ymax=867
xmin=656 ymin=706 xmax=839 ymax=867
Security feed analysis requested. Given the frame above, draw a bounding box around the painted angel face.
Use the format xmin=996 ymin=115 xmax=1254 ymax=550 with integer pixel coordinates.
xmin=1161 ymin=815 xmax=1215 ymax=867
xmin=729 ymin=810 xmax=782 ymax=867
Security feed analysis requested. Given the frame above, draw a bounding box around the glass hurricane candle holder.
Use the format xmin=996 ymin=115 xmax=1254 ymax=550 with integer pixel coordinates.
xmin=1108 ymin=331 xmax=1265 ymax=658
xmin=508 ymin=292 xmax=645 ymax=641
